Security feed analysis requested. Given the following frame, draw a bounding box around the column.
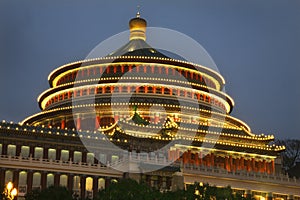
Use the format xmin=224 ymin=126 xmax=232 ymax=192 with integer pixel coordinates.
xmin=43 ymin=147 xmax=48 ymax=160
xmin=67 ymin=174 xmax=74 ymax=192
xmin=240 ymin=157 xmax=245 ymax=170
xmin=271 ymin=160 xmax=275 ymax=174
xmin=54 ymin=173 xmax=60 ymax=187
xmin=187 ymin=150 xmax=191 ymax=164
xmin=288 ymin=194 xmax=294 ymax=200
xmin=195 ymin=153 xmax=199 ymax=166
xmin=168 ymin=150 xmax=172 ymax=161
xmin=56 ymin=149 xmax=61 ymax=161
xmin=154 ymin=113 xmax=159 ymax=124
xmin=82 ymin=151 xmax=87 ymax=163
xmin=16 ymin=145 xmax=21 ymax=157
xmin=80 ymin=176 xmax=86 ymax=199
xmin=105 ymin=177 xmax=111 ymax=189
xmin=27 ymin=171 xmax=33 ymax=191
xmin=0 ymin=169 xmax=5 ymax=187
xmin=225 ymin=156 xmax=229 ymax=171
xmin=69 ymin=150 xmax=74 ymax=162
xmin=61 ymin=119 xmax=66 ymax=129
xmin=2 ymin=143 xmax=7 ymax=155
xmin=41 ymin=172 xmax=47 ymax=190
xmin=206 ymin=154 xmax=211 ymax=167
xmin=229 ymin=155 xmax=233 ymax=171
xmin=114 ymin=112 xmax=119 ymax=122
xmin=93 ymin=177 xmax=98 ymax=199
xmin=30 ymin=146 xmax=35 ymax=158
xmin=95 ymin=116 xmax=100 ymax=130
xmin=199 ymin=152 xmax=203 ymax=166
xmin=251 ymin=158 xmax=256 ymax=172
xmin=13 ymin=170 xmax=19 ymax=190
xmin=263 ymin=160 xmax=267 ymax=173
xmin=76 ymin=117 xmax=81 ymax=130
xmin=211 ymin=153 xmax=215 ymax=167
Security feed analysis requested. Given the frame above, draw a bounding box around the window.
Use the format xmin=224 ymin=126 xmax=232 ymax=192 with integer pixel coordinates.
xmin=98 ymin=178 xmax=105 ymax=190
xmin=5 ymin=170 xmax=13 ymax=183
xmin=21 ymin=146 xmax=30 ymax=158
xmin=61 ymin=150 xmax=69 ymax=162
xmin=111 ymin=155 xmax=119 ymax=163
xmin=48 ymin=149 xmax=56 ymax=160
xmin=34 ymin=147 xmax=43 ymax=159
xmin=86 ymin=177 xmax=93 ymax=191
xmin=74 ymin=151 xmax=82 ymax=163
xmin=32 ymin=172 xmax=41 ymax=189
xmin=99 ymin=153 xmax=107 ymax=164
xmin=19 ymin=171 xmax=27 ymax=186
xmin=0 ymin=144 xmax=2 ymax=155
xmin=59 ymin=175 xmax=68 ymax=187
xmin=87 ymin=153 xmax=94 ymax=164
xmin=7 ymin=145 xmax=16 ymax=156
xmin=46 ymin=174 xmax=54 ymax=188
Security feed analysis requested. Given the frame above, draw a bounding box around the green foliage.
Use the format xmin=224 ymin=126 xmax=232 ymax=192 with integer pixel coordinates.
xmin=25 ymin=186 xmax=73 ymax=200
xmin=96 ymin=179 xmax=160 ymax=200
xmin=20 ymin=179 xmax=251 ymax=200
xmin=95 ymin=179 xmax=248 ymax=200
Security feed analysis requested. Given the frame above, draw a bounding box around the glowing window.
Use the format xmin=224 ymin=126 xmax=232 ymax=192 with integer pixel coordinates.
xmin=46 ymin=174 xmax=54 ymax=188
xmin=59 ymin=175 xmax=68 ymax=187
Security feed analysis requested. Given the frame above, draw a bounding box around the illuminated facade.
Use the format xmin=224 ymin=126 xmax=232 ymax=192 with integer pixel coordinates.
xmin=0 ymin=14 xmax=299 ymax=200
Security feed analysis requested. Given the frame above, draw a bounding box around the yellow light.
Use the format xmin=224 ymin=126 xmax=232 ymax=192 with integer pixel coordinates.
xmin=7 ymin=182 xmax=13 ymax=190
xmin=11 ymin=188 xmax=17 ymax=196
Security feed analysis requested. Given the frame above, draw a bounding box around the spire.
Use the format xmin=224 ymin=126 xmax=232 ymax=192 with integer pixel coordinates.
xmin=129 ymin=7 xmax=147 ymax=41
xmin=136 ymin=5 xmax=141 ymax=18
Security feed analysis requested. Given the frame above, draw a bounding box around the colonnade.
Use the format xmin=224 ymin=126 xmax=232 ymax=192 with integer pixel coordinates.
xmin=168 ymin=149 xmax=275 ymax=174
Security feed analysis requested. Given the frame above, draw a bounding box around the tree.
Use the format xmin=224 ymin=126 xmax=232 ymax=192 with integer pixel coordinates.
xmin=95 ymin=179 xmax=161 ymax=200
xmin=25 ymin=186 xmax=73 ymax=200
xmin=276 ymin=139 xmax=300 ymax=170
xmin=95 ymin=179 xmax=249 ymax=200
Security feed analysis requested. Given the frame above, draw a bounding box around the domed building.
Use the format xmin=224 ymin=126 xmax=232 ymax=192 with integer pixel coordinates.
xmin=0 ymin=13 xmax=299 ymax=200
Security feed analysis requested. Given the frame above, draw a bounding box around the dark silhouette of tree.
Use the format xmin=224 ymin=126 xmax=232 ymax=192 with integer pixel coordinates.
xmin=95 ymin=179 xmax=249 ymax=200
xmin=96 ymin=179 xmax=161 ymax=200
xmin=25 ymin=186 xmax=73 ymax=200
xmin=276 ymin=139 xmax=300 ymax=170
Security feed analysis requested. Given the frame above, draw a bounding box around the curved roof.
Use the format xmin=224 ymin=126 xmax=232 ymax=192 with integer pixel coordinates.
xmin=107 ymin=38 xmax=169 ymax=58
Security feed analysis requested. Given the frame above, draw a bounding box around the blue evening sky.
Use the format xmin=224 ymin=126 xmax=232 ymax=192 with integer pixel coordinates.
xmin=0 ymin=0 xmax=299 ymax=139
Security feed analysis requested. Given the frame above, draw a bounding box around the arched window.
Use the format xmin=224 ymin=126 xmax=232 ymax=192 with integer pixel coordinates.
xmin=85 ymin=177 xmax=93 ymax=191
xmin=21 ymin=146 xmax=30 ymax=158
xmin=61 ymin=150 xmax=69 ymax=162
xmin=48 ymin=148 xmax=56 ymax=160
xmin=111 ymin=155 xmax=119 ymax=164
xmin=73 ymin=151 xmax=82 ymax=163
xmin=19 ymin=171 xmax=27 ymax=186
xmin=32 ymin=172 xmax=41 ymax=189
xmin=7 ymin=145 xmax=16 ymax=156
xmin=111 ymin=179 xmax=118 ymax=183
xmin=87 ymin=153 xmax=94 ymax=164
xmin=59 ymin=175 xmax=68 ymax=187
xmin=4 ymin=170 xmax=13 ymax=183
xmin=46 ymin=173 xmax=54 ymax=188
xmin=34 ymin=147 xmax=43 ymax=159
xmin=98 ymin=178 xmax=105 ymax=190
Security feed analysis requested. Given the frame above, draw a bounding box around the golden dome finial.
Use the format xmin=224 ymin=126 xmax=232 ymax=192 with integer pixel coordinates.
xmin=129 ymin=7 xmax=147 ymax=41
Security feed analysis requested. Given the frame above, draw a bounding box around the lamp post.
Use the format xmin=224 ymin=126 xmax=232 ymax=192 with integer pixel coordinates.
xmin=4 ymin=182 xmax=18 ymax=200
